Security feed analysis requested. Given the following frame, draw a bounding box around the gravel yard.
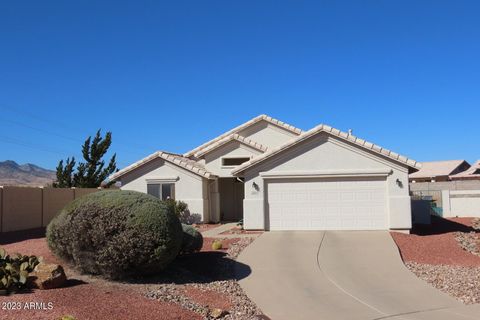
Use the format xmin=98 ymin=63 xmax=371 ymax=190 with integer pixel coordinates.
xmin=391 ymin=217 xmax=480 ymax=305
xmin=406 ymin=262 xmax=480 ymax=304
xmin=0 ymin=228 xmax=265 ymax=320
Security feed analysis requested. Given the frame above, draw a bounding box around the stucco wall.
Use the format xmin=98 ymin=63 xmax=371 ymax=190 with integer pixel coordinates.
xmin=442 ymin=190 xmax=480 ymax=218
xmin=119 ymin=158 xmax=208 ymax=221
xmin=201 ymin=141 xmax=261 ymax=177
xmin=238 ymin=121 xmax=298 ymax=148
xmin=241 ymin=134 xmax=411 ymax=230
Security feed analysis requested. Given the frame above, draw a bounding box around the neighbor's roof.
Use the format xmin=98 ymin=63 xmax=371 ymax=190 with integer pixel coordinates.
xmin=193 ymin=133 xmax=268 ymax=158
xmin=232 ymin=124 xmax=421 ymax=175
xmin=184 ymin=114 xmax=303 ymax=158
xmin=450 ymin=160 xmax=480 ymax=180
xmin=109 ymin=151 xmax=216 ymax=181
xmin=409 ymin=160 xmax=468 ymax=179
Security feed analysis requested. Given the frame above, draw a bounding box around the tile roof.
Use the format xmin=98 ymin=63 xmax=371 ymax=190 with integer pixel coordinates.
xmin=450 ymin=160 xmax=480 ymax=180
xmin=183 ymin=114 xmax=303 ymax=158
xmin=232 ymin=124 xmax=421 ymax=175
xmin=409 ymin=160 xmax=468 ymax=179
xmin=109 ymin=151 xmax=216 ymax=181
xmin=193 ymin=133 xmax=268 ymax=158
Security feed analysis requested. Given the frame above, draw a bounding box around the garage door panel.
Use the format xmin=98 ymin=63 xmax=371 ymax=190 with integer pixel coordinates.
xmin=267 ymin=178 xmax=388 ymax=230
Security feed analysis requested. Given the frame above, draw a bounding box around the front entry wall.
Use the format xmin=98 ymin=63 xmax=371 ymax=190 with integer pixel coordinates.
xmin=119 ymin=158 xmax=208 ymax=221
xmin=242 ymin=134 xmax=412 ymax=231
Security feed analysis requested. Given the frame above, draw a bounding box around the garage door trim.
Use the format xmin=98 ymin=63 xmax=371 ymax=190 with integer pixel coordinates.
xmin=260 ymin=168 xmax=392 ymax=180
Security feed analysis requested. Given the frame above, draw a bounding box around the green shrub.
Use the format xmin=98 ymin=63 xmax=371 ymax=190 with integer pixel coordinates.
xmin=46 ymin=190 xmax=183 ymax=279
xmin=180 ymin=224 xmax=203 ymax=254
xmin=211 ymin=240 xmax=223 ymax=250
xmin=0 ymin=248 xmax=41 ymax=294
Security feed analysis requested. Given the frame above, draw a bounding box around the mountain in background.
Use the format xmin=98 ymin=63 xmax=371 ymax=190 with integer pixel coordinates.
xmin=0 ymin=160 xmax=56 ymax=186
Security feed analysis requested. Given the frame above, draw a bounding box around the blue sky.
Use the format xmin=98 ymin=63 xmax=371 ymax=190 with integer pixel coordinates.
xmin=1 ymin=1 xmax=479 ymax=170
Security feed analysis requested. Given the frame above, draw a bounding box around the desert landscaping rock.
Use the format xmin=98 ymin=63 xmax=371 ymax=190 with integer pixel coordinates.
xmin=209 ymin=307 xmax=229 ymax=318
xmin=406 ymin=262 xmax=480 ymax=305
xmin=473 ymin=218 xmax=480 ymax=230
xmin=30 ymin=263 xmax=67 ymax=290
xmin=145 ymin=236 xmax=265 ymax=320
xmin=455 ymin=231 xmax=480 ymax=256
xmin=146 ymin=285 xmax=210 ymax=316
xmin=227 ymin=237 xmax=255 ymax=259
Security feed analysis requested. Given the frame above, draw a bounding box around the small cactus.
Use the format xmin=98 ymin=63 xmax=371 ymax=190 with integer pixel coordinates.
xmin=211 ymin=240 xmax=223 ymax=250
xmin=0 ymin=247 xmax=41 ymax=294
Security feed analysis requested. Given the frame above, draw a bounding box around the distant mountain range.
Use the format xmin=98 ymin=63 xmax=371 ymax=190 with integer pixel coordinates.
xmin=0 ymin=160 xmax=56 ymax=186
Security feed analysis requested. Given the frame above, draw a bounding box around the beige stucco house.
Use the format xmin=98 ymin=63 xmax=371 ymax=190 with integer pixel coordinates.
xmin=110 ymin=115 xmax=421 ymax=232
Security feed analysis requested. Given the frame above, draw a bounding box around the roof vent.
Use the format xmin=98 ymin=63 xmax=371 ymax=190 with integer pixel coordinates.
xmin=348 ymin=129 xmax=353 ymax=135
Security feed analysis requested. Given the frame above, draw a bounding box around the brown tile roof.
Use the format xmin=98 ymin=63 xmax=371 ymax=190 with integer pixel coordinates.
xmin=232 ymin=124 xmax=421 ymax=175
xmin=450 ymin=160 xmax=480 ymax=180
xmin=193 ymin=133 xmax=268 ymax=158
xmin=109 ymin=151 xmax=216 ymax=181
xmin=409 ymin=160 xmax=469 ymax=179
xmin=183 ymin=114 xmax=303 ymax=158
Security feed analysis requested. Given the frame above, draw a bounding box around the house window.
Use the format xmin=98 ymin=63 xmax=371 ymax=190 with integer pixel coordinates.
xmin=147 ymin=183 xmax=175 ymax=200
xmin=222 ymin=157 xmax=250 ymax=166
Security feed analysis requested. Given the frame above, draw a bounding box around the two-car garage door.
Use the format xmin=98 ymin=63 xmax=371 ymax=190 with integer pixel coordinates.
xmin=266 ymin=177 xmax=388 ymax=230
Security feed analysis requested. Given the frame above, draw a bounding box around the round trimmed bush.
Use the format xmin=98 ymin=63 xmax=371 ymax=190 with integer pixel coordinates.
xmin=46 ymin=190 xmax=183 ymax=279
xmin=180 ymin=224 xmax=203 ymax=254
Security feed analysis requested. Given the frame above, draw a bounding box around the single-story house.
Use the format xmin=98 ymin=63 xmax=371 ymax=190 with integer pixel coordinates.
xmin=110 ymin=115 xmax=421 ymax=232
xmin=450 ymin=160 xmax=480 ymax=181
xmin=409 ymin=160 xmax=470 ymax=183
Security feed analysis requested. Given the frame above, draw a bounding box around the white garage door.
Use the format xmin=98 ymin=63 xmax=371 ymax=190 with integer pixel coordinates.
xmin=266 ymin=177 xmax=388 ymax=230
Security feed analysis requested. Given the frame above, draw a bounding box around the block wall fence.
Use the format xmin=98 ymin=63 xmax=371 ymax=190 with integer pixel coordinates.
xmin=0 ymin=186 xmax=101 ymax=233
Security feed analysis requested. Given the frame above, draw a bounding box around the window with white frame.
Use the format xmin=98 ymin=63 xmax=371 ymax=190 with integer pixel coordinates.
xmin=147 ymin=183 xmax=175 ymax=200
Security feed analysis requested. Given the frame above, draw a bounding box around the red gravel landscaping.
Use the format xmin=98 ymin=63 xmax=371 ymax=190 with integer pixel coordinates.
xmin=0 ymin=237 xmax=202 ymax=320
xmin=219 ymin=227 xmax=264 ymax=236
xmin=391 ymin=217 xmax=480 ymax=267
xmin=183 ymin=286 xmax=233 ymax=310
xmin=0 ymin=232 xmax=258 ymax=320
xmin=194 ymin=223 xmax=222 ymax=232
xmin=0 ymin=281 xmax=201 ymax=320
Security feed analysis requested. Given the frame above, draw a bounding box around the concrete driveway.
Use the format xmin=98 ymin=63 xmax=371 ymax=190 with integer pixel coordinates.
xmin=236 ymin=231 xmax=480 ymax=320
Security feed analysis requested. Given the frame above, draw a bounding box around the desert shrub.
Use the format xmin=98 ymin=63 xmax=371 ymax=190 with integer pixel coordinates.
xmin=180 ymin=224 xmax=203 ymax=254
xmin=46 ymin=190 xmax=183 ymax=279
xmin=165 ymin=199 xmax=202 ymax=225
xmin=211 ymin=240 xmax=223 ymax=250
xmin=0 ymin=248 xmax=41 ymax=294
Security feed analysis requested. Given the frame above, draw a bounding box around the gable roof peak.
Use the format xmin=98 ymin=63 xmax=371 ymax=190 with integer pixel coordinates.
xmin=183 ymin=114 xmax=303 ymax=157
xmin=231 ymin=123 xmax=421 ymax=175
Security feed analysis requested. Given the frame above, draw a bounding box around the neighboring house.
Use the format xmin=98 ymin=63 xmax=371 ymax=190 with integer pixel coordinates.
xmin=450 ymin=160 xmax=480 ymax=181
xmin=408 ymin=160 xmax=470 ymax=183
xmin=110 ymin=114 xmax=421 ymax=232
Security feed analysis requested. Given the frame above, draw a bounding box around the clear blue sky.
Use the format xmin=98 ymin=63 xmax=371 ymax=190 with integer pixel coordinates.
xmin=1 ymin=1 xmax=479 ymax=170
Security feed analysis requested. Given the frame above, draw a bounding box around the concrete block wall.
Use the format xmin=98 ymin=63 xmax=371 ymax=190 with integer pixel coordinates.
xmin=442 ymin=190 xmax=480 ymax=218
xmin=0 ymin=186 xmax=102 ymax=233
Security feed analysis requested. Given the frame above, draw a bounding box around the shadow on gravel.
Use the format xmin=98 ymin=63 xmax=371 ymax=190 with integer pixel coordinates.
xmin=125 ymin=251 xmax=252 ymax=285
xmin=0 ymin=228 xmax=46 ymax=245
xmin=412 ymin=216 xmax=478 ymax=236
